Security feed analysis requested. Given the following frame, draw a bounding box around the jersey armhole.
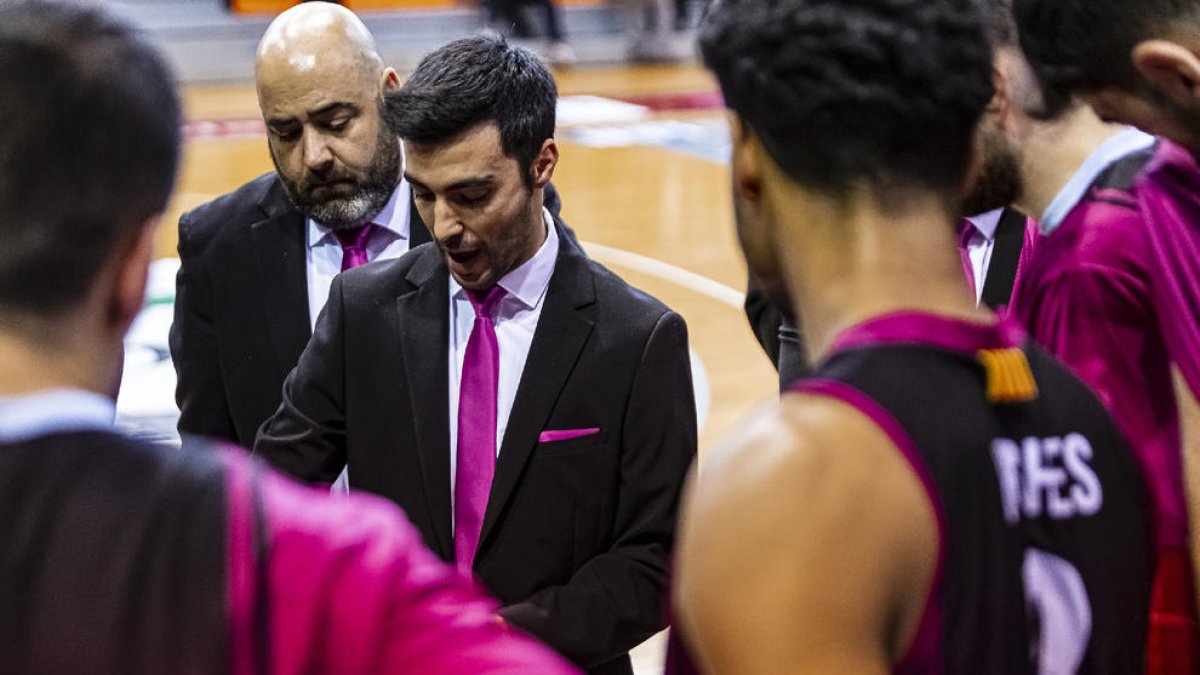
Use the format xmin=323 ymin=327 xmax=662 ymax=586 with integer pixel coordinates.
xmin=793 ymin=379 xmax=946 ymax=675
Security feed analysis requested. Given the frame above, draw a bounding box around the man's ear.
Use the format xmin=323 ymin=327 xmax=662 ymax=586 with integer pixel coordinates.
xmin=1133 ymin=40 xmax=1200 ymax=106
xmin=986 ymin=60 xmax=1009 ymax=118
xmin=381 ymin=66 xmax=400 ymax=93
xmin=530 ymin=138 xmax=559 ymax=188
xmin=730 ymin=115 xmax=763 ymax=205
xmin=108 ymin=216 xmax=158 ymax=337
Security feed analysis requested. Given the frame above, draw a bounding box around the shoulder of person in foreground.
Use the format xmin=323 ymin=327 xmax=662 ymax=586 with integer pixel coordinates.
xmin=671 ymin=392 xmax=938 ymax=675
xmin=222 ymin=451 xmax=581 ymax=675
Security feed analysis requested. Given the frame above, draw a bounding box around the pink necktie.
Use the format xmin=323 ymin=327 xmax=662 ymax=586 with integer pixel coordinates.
xmin=334 ymin=224 xmax=374 ymax=271
xmin=454 ymin=285 xmax=506 ymax=570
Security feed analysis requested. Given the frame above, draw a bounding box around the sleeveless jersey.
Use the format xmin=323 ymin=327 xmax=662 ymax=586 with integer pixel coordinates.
xmin=0 ymin=431 xmax=232 ymax=674
xmin=793 ymin=312 xmax=1153 ymax=675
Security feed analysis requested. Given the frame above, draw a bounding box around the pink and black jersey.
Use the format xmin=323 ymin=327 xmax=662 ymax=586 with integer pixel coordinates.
xmin=0 ymin=431 xmax=577 ymax=675
xmin=794 ymin=312 xmax=1153 ymax=674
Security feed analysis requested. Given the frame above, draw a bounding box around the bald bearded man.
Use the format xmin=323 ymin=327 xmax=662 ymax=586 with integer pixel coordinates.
xmin=170 ymin=2 xmax=560 ymax=451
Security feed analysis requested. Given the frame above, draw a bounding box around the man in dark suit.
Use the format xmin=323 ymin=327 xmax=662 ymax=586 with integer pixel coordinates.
xmin=255 ymin=35 xmax=696 ymax=675
xmin=169 ymin=3 xmax=560 ymax=452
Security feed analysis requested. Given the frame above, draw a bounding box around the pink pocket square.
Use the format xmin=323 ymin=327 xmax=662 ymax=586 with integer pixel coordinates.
xmin=538 ymin=428 xmax=600 ymax=442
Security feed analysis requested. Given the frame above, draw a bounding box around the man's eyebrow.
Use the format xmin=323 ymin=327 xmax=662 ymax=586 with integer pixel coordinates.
xmin=267 ymin=103 xmax=358 ymax=128
xmin=404 ymin=175 xmax=496 ymax=192
xmin=308 ymin=102 xmax=358 ymax=119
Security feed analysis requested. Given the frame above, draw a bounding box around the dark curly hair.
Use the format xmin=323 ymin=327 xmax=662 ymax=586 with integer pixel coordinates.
xmin=384 ymin=36 xmax=556 ymax=187
xmin=0 ymin=1 xmax=180 ymax=319
xmin=1014 ymin=0 xmax=1196 ymax=97
xmin=699 ymin=0 xmax=994 ymax=201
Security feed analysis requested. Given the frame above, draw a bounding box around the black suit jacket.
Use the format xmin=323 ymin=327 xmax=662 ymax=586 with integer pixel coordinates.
xmin=169 ymin=172 xmax=560 ymax=448
xmin=254 ymin=221 xmax=697 ymax=674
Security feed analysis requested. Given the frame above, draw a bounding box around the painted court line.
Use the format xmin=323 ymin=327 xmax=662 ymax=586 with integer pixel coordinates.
xmin=581 ymin=240 xmax=745 ymax=309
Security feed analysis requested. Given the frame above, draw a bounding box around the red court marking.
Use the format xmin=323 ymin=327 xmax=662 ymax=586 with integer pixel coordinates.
xmin=182 ymin=91 xmax=724 ymax=141
xmin=185 ymin=118 xmax=267 ymax=141
xmin=614 ymin=91 xmax=724 ymax=111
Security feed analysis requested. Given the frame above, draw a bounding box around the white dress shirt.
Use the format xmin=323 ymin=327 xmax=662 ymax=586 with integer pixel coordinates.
xmin=964 ymin=208 xmax=1004 ymax=305
xmin=0 ymin=389 xmax=114 ymax=444
xmin=1040 ymin=127 xmax=1156 ymax=235
xmin=305 ymin=180 xmax=413 ymax=330
xmin=447 ymin=209 xmax=559 ymax=514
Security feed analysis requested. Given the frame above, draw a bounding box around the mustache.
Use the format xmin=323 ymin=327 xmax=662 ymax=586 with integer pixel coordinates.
xmin=298 ymin=172 xmax=356 ymax=193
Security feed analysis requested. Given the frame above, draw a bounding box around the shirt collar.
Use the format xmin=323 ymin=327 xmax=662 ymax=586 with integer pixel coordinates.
xmin=964 ymin=208 xmax=1005 ymax=241
xmin=450 ymin=208 xmax=559 ymax=312
xmin=0 ymin=388 xmax=115 ymax=444
xmin=306 ymin=179 xmax=411 ymax=249
xmin=1040 ymin=127 xmax=1156 ymax=235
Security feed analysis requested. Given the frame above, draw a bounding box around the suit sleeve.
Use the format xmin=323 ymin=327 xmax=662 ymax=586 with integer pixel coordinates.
xmin=252 ymin=275 xmax=349 ymax=483
xmin=499 ymin=311 xmax=697 ymax=668
xmin=170 ymin=210 xmax=239 ymax=445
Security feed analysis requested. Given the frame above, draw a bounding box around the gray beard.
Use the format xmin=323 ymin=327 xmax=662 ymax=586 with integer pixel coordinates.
xmin=273 ymin=129 xmax=402 ymax=230
xmin=302 ymin=183 xmax=393 ymax=230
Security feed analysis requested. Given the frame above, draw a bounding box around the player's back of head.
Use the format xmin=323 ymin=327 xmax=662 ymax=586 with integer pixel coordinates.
xmin=698 ymin=0 xmax=994 ymax=204
xmin=1014 ymin=0 xmax=1197 ymax=97
xmin=0 ymin=1 xmax=180 ymax=327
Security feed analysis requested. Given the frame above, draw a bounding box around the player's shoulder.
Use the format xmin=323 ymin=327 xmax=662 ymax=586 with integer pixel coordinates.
xmin=694 ymin=392 xmax=925 ymax=531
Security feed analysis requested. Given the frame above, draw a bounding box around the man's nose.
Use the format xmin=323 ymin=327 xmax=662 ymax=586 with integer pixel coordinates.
xmin=302 ymin=129 xmax=334 ymax=174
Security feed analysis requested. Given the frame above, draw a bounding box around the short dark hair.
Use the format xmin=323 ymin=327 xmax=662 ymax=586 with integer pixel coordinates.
xmin=699 ymin=0 xmax=994 ymax=201
xmin=383 ymin=36 xmax=556 ymax=183
xmin=0 ymin=1 xmax=181 ymax=319
xmin=1014 ymin=0 xmax=1197 ymax=96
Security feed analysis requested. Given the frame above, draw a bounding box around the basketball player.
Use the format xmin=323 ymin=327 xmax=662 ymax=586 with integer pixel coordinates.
xmin=971 ymin=1 xmax=1196 ymax=669
xmin=670 ymin=0 xmax=1155 ymax=672
xmin=0 ymin=3 xmax=577 ymax=672
xmin=1014 ymin=0 xmax=1200 ymax=628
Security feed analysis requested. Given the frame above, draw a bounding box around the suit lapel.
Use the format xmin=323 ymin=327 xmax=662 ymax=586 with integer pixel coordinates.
xmin=979 ymin=207 xmax=1028 ymax=310
xmin=478 ymin=226 xmax=596 ymax=551
xmin=250 ymin=185 xmax=311 ymax=375
xmin=397 ymin=249 xmax=454 ymax=559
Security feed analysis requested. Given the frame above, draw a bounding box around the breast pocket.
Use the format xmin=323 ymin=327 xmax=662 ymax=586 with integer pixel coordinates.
xmin=536 ymin=429 xmax=609 ymax=457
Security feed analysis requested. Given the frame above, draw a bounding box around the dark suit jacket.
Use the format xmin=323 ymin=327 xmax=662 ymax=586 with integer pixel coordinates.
xmin=169 ymin=172 xmax=560 ymax=448
xmin=254 ymin=221 xmax=697 ymax=674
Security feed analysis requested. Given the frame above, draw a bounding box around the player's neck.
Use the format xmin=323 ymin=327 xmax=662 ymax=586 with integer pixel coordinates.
xmin=775 ymin=193 xmax=991 ymax=363
xmin=1015 ymin=108 xmax=1128 ymax=220
xmin=0 ymin=325 xmax=119 ymax=399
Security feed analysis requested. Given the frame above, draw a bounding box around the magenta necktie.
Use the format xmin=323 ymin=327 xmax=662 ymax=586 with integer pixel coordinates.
xmin=334 ymin=224 xmax=374 ymax=271
xmin=454 ymin=285 xmax=506 ymax=570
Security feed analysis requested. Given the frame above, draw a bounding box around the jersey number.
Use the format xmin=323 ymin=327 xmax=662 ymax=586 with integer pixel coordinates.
xmin=1023 ymin=548 xmax=1092 ymax=674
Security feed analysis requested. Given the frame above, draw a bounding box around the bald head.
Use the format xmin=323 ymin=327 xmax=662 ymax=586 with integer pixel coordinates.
xmin=254 ymin=2 xmax=402 ymax=230
xmin=256 ymin=2 xmax=383 ymax=94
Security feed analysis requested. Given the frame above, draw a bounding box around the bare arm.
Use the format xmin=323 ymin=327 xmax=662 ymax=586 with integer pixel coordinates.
xmin=672 ymin=394 xmax=937 ymax=674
